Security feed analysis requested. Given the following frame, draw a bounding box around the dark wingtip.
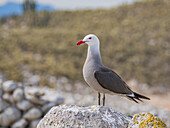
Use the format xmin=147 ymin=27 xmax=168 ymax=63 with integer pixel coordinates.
xmin=134 ymin=92 xmax=150 ymax=100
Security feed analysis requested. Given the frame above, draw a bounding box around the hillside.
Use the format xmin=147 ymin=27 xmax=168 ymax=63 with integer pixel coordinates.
xmin=0 ymin=0 xmax=169 ymax=87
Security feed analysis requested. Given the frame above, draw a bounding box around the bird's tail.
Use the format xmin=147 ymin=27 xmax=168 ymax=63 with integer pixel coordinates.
xmin=127 ymin=92 xmax=150 ymax=103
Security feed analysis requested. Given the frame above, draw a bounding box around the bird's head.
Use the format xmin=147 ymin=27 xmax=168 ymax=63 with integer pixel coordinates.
xmin=77 ymin=34 xmax=100 ymax=46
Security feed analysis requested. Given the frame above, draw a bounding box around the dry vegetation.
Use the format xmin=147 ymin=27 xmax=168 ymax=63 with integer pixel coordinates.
xmin=0 ymin=0 xmax=169 ymax=87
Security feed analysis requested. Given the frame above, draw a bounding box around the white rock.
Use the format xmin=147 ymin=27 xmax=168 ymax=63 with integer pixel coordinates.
xmin=30 ymin=119 xmax=40 ymax=128
xmin=24 ymin=107 xmax=42 ymax=121
xmin=17 ymin=100 xmax=33 ymax=111
xmin=13 ymin=88 xmax=24 ymax=102
xmin=27 ymin=96 xmax=47 ymax=105
xmin=11 ymin=119 xmax=28 ymax=128
xmin=41 ymin=102 xmax=56 ymax=114
xmin=2 ymin=81 xmax=17 ymax=92
xmin=3 ymin=93 xmax=14 ymax=103
xmin=37 ymin=105 xmax=131 ymax=128
xmin=0 ymin=107 xmax=21 ymax=126
xmin=0 ymin=98 xmax=9 ymax=112
xmin=28 ymin=75 xmax=40 ymax=86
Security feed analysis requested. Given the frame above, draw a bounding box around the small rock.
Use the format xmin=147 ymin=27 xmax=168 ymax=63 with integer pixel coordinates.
xmin=3 ymin=93 xmax=14 ymax=103
xmin=28 ymin=90 xmax=45 ymax=98
xmin=41 ymin=102 xmax=56 ymax=114
xmin=17 ymin=82 xmax=25 ymax=88
xmin=0 ymin=107 xmax=21 ymax=126
xmin=2 ymin=81 xmax=17 ymax=92
xmin=11 ymin=119 xmax=28 ymax=128
xmin=30 ymin=119 xmax=40 ymax=128
xmin=13 ymin=88 xmax=24 ymax=102
xmin=129 ymin=112 xmax=167 ymax=128
xmin=28 ymin=75 xmax=40 ymax=86
xmin=17 ymin=100 xmax=33 ymax=111
xmin=27 ymin=96 xmax=48 ymax=105
xmin=24 ymin=107 xmax=42 ymax=121
xmin=55 ymin=97 xmax=64 ymax=105
xmin=0 ymin=98 xmax=9 ymax=112
xmin=0 ymin=88 xmax=3 ymax=97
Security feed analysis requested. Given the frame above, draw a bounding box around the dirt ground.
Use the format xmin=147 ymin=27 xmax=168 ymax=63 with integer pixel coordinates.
xmin=148 ymin=94 xmax=170 ymax=110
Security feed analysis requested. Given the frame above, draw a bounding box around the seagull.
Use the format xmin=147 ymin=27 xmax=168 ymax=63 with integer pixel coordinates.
xmin=77 ymin=34 xmax=150 ymax=106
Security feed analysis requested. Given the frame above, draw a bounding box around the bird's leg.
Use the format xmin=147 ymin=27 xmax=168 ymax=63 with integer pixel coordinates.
xmin=98 ymin=92 xmax=101 ymax=105
xmin=103 ymin=93 xmax=105 ymax=106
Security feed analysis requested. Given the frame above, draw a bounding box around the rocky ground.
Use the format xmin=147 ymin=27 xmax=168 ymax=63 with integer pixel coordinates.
xmin=0 ymin=76 xmax=170 ymax=127
xmin=39 ymin=77 xmax=170 ymax=127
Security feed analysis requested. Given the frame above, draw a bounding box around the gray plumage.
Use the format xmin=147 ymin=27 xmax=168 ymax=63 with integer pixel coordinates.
xmin=77 ymin=34 xmax=150 ymax=105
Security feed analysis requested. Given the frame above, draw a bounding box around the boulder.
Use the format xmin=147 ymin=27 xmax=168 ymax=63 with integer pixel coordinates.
xmin=24 ymin=107 xmax=42 ymax=121
xmin=0 ymin=107 xmax=21 ymax=126
xmin=128 ymin=112 xmax=167 ymax=128
xmin=37 ymin=105 xmax=131 ymax=128
xmin=2 ymin=81 xmax=17 ymax=92
xmin=16 ymin=100 xmax=33 ymax=111
xmin=11 ymin=119 xmax=28 ymax=128
xmin=13 ymin=88 xmax=24 ymax=102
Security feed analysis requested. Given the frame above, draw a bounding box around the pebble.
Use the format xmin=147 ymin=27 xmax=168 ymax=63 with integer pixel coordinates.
xmin=3 ymin=93 xmax=14 ymax=103
xmin=17 ymin=100 xmax=33 ymax=111
xmin=2 ymin=80 xmax=17 ymax=92
xmin=0 ymin=98 xmax=9 ymax=112
xmin=41 ymin=102 xmax=56 ymax=114
xmin=30 ymin=119 xmax=41 ymax=128
xmin=55 ymin=97 xmax=65 ymax=105
xmin=11 ymin=119 xmax=28 ymax=128
xmin=0 ymin=107 xmax=21 ymax=126
xmin=24 ymin=107 xmax=42 ymax=121
xmin=27 ymin=96 xmax=48 ymax=105
xmin=13 ymin=88 xmax=24 ymax=102
xmin=0 ymin=88 xmax=3 ymax=97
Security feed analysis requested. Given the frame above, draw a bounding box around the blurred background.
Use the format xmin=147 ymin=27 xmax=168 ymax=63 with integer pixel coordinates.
xmin=0 ymin=0 xmax=169 ymax=127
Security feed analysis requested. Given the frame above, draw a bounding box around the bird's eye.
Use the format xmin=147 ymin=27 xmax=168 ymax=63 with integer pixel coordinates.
xmin=88 ymin=37 xmax=92 ymax=39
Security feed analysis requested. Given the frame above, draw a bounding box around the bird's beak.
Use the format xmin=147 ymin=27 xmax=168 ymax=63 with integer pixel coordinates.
xmin=77 ymin=40 xmax=86 ymax=45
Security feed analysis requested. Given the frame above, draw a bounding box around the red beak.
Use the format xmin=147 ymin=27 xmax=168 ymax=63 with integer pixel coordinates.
xmin=77 ymin=40 xmax=86 ymax=45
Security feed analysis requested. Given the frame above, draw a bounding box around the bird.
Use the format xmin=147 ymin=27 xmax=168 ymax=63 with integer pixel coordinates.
xmin=77 ymin=34 xmax=150 ymax=106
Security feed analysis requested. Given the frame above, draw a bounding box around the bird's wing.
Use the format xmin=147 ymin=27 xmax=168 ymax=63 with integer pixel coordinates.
xmin=94 ymin=68 xmax=132 ymax=94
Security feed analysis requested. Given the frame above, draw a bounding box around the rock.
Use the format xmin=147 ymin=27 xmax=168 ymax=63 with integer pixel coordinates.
xmin=2 ymin=93 xmax=14 ymax=103
xmin=0 ymin=88 xmax=3 ymax=97
xmin=2 ymin=81 xmax=17 ymax=92
xmin=28 ymin=75 xmax=40 ymax=86
xmin=25 ymin=89 xmax=47 ymax=105
xmin=17 ymin=100 xmax=33 ymax=111
xmin=41 ymin=102 xmax=56 ymax=114
xmin=0 ymin=74 xmax=5 ymax=85
xmin=24 ymin=107 xmax=42 ymax=121
xmin=27 ymin=96 xmax=48 ymax=105
xmin=28 ymin=90 xmax=45 ymax=98
xmin=30 ymin=119 xmax=41 ymax=128
xmin=0 ymin=98 xmax=9 ymax=112
xmin=0 ymin=107 xmax=21 ymax=126
xmin=37 ymin=105 xmax=131 ymax=128
xmin=55 ymin=97 xmax=64 ymax=105
xmin=128 ymin=112 xmax=167 ymax=128
xmin=11 ymin=119 xmax=28 ymax=128
xmin=13 ymin=88 xmax=24 ymax=102
xmin=17 ymin=82 xmax=25 ymax=88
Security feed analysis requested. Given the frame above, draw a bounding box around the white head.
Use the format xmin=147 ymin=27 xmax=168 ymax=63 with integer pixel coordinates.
xmin=77 ymin=34 xmax=100 ymax=46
